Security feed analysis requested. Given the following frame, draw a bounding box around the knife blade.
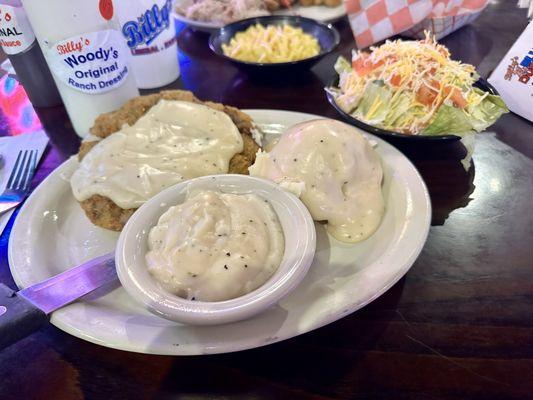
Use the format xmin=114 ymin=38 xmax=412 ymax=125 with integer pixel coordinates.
xmin=0 ymin=253 xmax=117 ymax=350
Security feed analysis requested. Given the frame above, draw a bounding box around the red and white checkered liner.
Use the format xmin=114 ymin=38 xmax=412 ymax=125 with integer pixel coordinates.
xmin=345 ymin=0 xmax=488 ymax=48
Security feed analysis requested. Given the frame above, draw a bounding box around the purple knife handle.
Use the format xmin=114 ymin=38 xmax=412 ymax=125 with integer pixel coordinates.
xmin=0 ymin=283 xmax=48 ymax=351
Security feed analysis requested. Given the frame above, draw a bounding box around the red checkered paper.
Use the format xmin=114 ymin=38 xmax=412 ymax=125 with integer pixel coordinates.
xmin=345 ymin=0 xmax=488 ymax=48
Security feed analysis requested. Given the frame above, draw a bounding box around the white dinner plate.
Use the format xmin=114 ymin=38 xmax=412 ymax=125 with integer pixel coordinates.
xmin=8 ymin=110 xmax=431 ymax=355
xmin=173 ymin=3 xmax=346 ymax=34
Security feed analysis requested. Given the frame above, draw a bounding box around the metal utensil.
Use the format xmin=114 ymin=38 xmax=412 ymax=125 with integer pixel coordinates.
xmin=0 ymin=149 xmax=38 ymax=215
xmin=0 ymin=253 xmax=116 ymax=350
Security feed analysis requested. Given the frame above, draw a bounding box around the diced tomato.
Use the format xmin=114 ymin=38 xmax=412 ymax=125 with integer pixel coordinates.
xmin=352 ymin=52 xmax=384 ymax=77
xmin=443 ymin=86 xmax=467 ymax=108
xmin=352 ymin=53 xmax=372 ymax=76
xmin=390 ymin=74 xmax=402 ymax=86
xmin=416 ymin=80 xmax=440 ymax=106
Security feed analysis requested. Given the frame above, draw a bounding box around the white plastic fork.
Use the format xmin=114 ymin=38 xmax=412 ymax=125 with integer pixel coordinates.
xmin=0 ymin=150 xmax=38 ymax=215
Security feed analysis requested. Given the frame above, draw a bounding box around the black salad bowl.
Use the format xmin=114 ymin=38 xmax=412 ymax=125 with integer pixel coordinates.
xmin=326 ymin=75 xmax=500 ymax=141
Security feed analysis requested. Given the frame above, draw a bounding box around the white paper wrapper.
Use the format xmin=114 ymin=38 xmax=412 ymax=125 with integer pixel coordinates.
xmin=488 ymin=20 xmax=533 ymax=122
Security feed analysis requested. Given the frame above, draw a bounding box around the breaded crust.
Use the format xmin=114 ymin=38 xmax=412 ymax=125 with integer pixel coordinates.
xmin=78 ymin=90 xmax=260 ymax=231
xmin=80 ymin=195 xmax=136 ymax=232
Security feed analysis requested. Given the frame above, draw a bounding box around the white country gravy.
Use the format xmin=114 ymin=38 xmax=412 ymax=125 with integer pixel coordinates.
xmin=145 ymin=190 xmax=285 ymax=302
xmin=250 ymin=119 xmax=384 ymax=243
xmin=70 ymin=100 xmax=244 ymax=209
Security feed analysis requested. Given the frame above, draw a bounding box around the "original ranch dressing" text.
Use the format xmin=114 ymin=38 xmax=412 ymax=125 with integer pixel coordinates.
xmin=146 ymin=190 xmax=285 ymax=302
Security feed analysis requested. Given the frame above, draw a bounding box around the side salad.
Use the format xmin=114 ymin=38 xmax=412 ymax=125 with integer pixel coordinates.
xmin=328 ymin=33 xmax=508 ymax=138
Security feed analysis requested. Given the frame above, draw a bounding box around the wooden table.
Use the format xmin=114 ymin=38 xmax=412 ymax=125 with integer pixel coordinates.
xmin=1 ymin=3 xmax=532 ymax=399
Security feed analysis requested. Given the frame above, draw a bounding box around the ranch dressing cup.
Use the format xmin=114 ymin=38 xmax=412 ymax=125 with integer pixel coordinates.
xmin=21 ymin=0 xmax=139 ymax=137
xmin=114 ymin=0 xmax=179 ymax=89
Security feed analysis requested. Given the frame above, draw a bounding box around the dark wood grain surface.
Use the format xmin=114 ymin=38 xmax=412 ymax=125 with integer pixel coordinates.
xmin=1 ymin=2 xmax=533 ymax=399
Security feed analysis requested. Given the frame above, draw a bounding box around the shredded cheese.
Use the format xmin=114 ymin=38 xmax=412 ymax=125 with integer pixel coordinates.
xmin=222 ymin=24 xmax=320 ymax=63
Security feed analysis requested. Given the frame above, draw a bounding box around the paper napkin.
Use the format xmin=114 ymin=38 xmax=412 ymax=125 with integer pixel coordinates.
xmin=345 ymin=0 xmax=489 ymax=48
xmin=0 ymin=130 xmax=49 ymax=236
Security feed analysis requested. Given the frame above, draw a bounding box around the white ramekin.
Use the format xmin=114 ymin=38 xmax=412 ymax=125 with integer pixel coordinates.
xmin=115 ymin=174 xmax=316 ymax=325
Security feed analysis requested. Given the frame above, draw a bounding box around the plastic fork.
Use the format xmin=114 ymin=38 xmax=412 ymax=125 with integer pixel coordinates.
xmin=0 ymin=150 xmax=38 ymax=215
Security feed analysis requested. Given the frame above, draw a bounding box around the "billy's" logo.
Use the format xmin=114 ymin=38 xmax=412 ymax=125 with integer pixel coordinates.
xmin=57 ymin=38 xmax=90 ymax=55
xmin=122 ymin=0 xmax=172 ymax=49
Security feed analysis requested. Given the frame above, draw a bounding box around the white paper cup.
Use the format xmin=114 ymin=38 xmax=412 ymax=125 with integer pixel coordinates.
xmin=114 ymin=0 xmax=180 ymax=89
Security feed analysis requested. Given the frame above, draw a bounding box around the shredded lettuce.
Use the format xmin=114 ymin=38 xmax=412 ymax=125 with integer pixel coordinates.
xmin=353 ymin=81 xmax=392 ymax=124
xmin=422 ymin=89 xmax=508 ymax=136
xmin=421 ymin=106 xmax=478 ymax=170
xmin=334 ymin=56 xmax=351 ymax=75
xmin=460 ymin=132 xmax=476 ymax=170
xmin=467 ymin=88 xmax=509 ymax=132
xmin=421 ymin=94 xmax=507 ymax=170
xmin=422 ymin=105 xmax=474 ymax=135
xmin=384 ymin=93 xmax=413 ymax=128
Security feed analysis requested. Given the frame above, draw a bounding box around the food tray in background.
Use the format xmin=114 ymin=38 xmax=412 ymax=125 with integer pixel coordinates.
xmin=173 ymin=2 xmax=346 ymax=33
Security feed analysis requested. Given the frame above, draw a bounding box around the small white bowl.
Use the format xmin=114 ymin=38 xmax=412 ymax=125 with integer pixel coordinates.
xmin=115 ymin=174 xmax=316 ymax=325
